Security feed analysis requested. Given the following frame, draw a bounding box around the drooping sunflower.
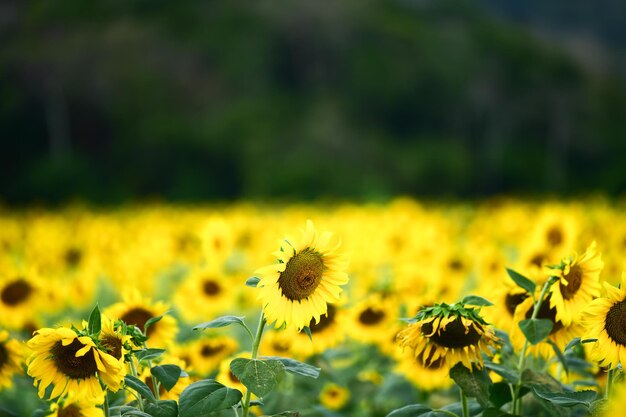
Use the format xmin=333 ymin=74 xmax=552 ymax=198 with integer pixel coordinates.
xmin=584 ymin=273 xmax=626 ymax=369
xmin=255 ymin=220 xmax=350 ymax=330
xmin=396 ymin=302 xmax=499 ymax=371
xmin=394 ymin=348 xmax=453 ymax=391
xmin=45 ymin=394 xmax=104 ymax=417
xmin=104 ymin=290 xmax=178 ymax=348
xmin=27 ymin=327 xmax=124 ymax=401
xmin=0 ymin=330 xmax=24 ymax=389
xmin=549 ymin=241 xmax=603 ymax=326
xmin=319 ymin=383 xmax=350 ymax=411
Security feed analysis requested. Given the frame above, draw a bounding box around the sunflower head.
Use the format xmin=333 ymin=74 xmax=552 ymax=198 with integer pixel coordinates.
xmin=319 ymin=383 xmax=350 ymax=411
xmin=256 ymin=220 xmax=349 ymax=330
xmin=397 ymin=301 xmax=499 ymax=371
xmin=548 ymin=241 xmax=603 ymax=326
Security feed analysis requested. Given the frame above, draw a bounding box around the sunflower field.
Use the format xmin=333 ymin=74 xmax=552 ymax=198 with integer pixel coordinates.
xmin=2 ymin=198 xmax=626 ymax=417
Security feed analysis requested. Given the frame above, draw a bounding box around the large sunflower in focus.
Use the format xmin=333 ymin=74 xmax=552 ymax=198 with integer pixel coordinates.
xmin=584 ymin=273 xmax=626 ymax=369
xmin=549 ymin=242 xmax=603 ymax=326
xmin=27 ymin=327 xmax=124 ymax=401
xmin=397 ymin=302 xmax=499 ymax=371
xmin=255 ymin=220 xmax=349 ymax=330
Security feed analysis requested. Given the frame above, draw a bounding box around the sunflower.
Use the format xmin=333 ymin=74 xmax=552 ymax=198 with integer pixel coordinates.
xmin=584 ymin=273 xmax=626 ymax=369
xmin=511 ymin=295 xmax=583 ymax=358
xmin=99 ymin=315 xmax=131 ymax=364
xmin=0 ymin=330 xmax=24 ymax=389
xmin=104 ymin=290 xmax=178 ymax=348
xmin=319 ymin=383 xmax=350 ymax=411
xmin=46 ymin=395 xmax=104 ymax=417
xmin=483 ymin=282 xmax=530 ymax=334
xmin=0 ymin=266 xmax=45 ymax=330
xmin=255 ymin=220 xmax=350 ymax=330
xmin=394 ymin=348 xmax=453 ymax=391
xmin=396 ymin=302 xmax=499 ymax=371
xmin=172 ymin=261 xmax=236 ymax=324
xmin=27 ymin=327 xmax=125 ymax=401
xmin=180 ymin=336 xmax=238 ymax=377
xmin=549 ymin=241 xmax=603 ymax=326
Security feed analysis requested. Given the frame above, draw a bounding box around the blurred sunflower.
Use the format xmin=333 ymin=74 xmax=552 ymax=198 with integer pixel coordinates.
xmin=173 ymin=262 xmax=235 ymax=324
xmin=346 ymin=294 xmax=397 ymax=346
xmin=483 ymin=283 xmax=529 ymax=334
xmin=397 ymin=302 xmax=498 ymax=371
xmin=256 ymin=220 xmax=349 ymax=330
xmin=584 ymin=273 xmax=626 ymax=369
xmin=46 ymin=395 xmax=103 ymax=417
xmin=27 ymin=327 xmax=124 ymax=401
xmin=549 ymin=242 xmax=603 ymax=326
xmin=0 ymin=266 xmax=44 ymax=330
xmin=0 ymin=330 xmax=23 ymax=389
xmin=319 ymin=383 xmax=350 ymax=411
xmin=180 ymin=336 xmax=238 ymax=377
xmin=104 ymin=290 xmax=178 ymax=348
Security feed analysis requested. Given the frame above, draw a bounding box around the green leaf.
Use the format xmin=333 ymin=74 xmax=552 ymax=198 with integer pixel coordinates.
xmin=144 ymin=310 xmax=171 ymax=333
xmin=461 ymin=295 xmax=494 ymax=306
xmin=564 ymin=337 xmax=581 ymax=351
xmin=506 ymin=268 xmax=536 ymax=295
xmin=302 ymin=326 xmax=312 ymax=342
xmin=489 ymin=382 xmax=513 ymax=408
xmin=230 ymin=358 xmax=285 ymax=397
xmin=193 ymin=315 xmax=247 ymax=331
xmin=484 ymin=361 xmax=519 ymax=383
xmin=109 ymin=406 xmax=136 ymax=416
xmin=449 ymin=363 xmax=492 ymax=408
xmin=264 ymin=413 xmax=300 ymax=417
xmin=532 ymin=388 xmax=597 ymax=408
xmin=88 ymin=304 xmax=101 ymax=336
xmin=521 ymin=369 xmax=562 ymax=392
xmin=122 ymin=411 xmax=153 ymax=417
xmin=385 ymin=404 xmax=432 ymax=417
xmin=261 ymin=356 xmax=320 ymax=379
xmin=151 ymin=365 xmax=183 ymax=392
xmin=125 ymin=375 xmax=157 ymax=404
xmin=144 ymin=400 xmax=178 ymax=417
xmin=179 ymin=379 xmax=243 ymax=417
xmin=519 ymin=318 xmax=553 ymax=345
xmin=135 ymin=348 xmax=166 ymax=362
xmin=547 ymin=340 xmax=568 ymax=374
xmin=246 ymin=277 xmax=260 ymax=287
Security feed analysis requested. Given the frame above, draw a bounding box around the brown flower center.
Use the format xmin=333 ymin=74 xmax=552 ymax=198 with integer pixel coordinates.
xmin=524 ymin=301 xmax=563 ymax=335
xmin=52 ymin=339 xmax=98 ymax=379
xmin=547 ymin=226 xmax=564 ymax=247
xmin=505 ymin=292 xmax=528 ymax=316
xmin=604 ymin=300 xmax=626 ymax=346
xmin=200 ymin=343 xmax=225 ymax=357
xmin=64 ymin=247 xmax=83 ymax=268
xmin=202 ymin=279 xmax=221 ymax=296
xmin=358 ymin=307 xmax=385 ymax=325
xmin=421 ymin=316 xmax=483 ymax=349
xmin=1 ymin=278 xmax=33 ymax=307
xmin=278 ymin=249 xmax=324 ymax=301
xmin=58 ymin=404 xmax=82 ymax=417
xmin=560 ymin=265 xmax=583 ymax=300
xmin=0 ymin=343 xmax=8 ymax=369
xmin=101 ymin=335 xmax=123 ymax=360
xmin=121 ymin=308 xmax=155 ymax=337
xmin=272 ymin=341 xmax=291 ymax=352
xmin=310 ymin=304 xmax=336 ymax=333
xmin=416 ymin=350 xmax=445 ymax=370
xmin=529 ymin=253 xmax=546 ymax=268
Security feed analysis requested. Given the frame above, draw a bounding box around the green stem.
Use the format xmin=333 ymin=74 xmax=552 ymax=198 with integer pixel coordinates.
xmin=606 ymin=368 xmax=614 ymax=400
xmin=142 ymin=342 xmax=160 ymax=401
xmin=103 ymin=392 xmax=110 ymax=417
xmin=128 ymin=357 xmax=145 ymax=411
xmin=242 ymin=312 xmax=267 ymax=417
xmin=512 ymin=277 xmax=556 ymax=416
xmin=431 ymin=409 xmax=460 ymax=417
xmin=460 ymin=390 xmax=469 ymax=417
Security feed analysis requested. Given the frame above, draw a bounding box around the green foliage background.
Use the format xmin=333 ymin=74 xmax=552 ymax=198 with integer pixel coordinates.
xmin=2 ymin=0 xmax=626 ymax=204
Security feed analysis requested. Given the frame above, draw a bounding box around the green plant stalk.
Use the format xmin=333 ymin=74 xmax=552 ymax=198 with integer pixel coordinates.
xmin=242 ymin=312 xmax=267 ymax=417
xmin=103 ymin=391 xmax=110 ymax=417
xmin=143 ymin=341 xmax=160 ymax=401
xmin=513 ymin=277 xmax=557 ymax=416
xmin=128 ymin=357 xmax=145 ymax=411
xmin=460 ymin=389 xmax=469 ymax=417
xmin=606 ymin=368 xmax=614 ymax=400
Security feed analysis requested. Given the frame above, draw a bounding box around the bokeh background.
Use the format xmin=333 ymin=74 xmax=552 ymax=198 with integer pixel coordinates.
xmin=2 ymin=0 xmax=626 ymax=204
